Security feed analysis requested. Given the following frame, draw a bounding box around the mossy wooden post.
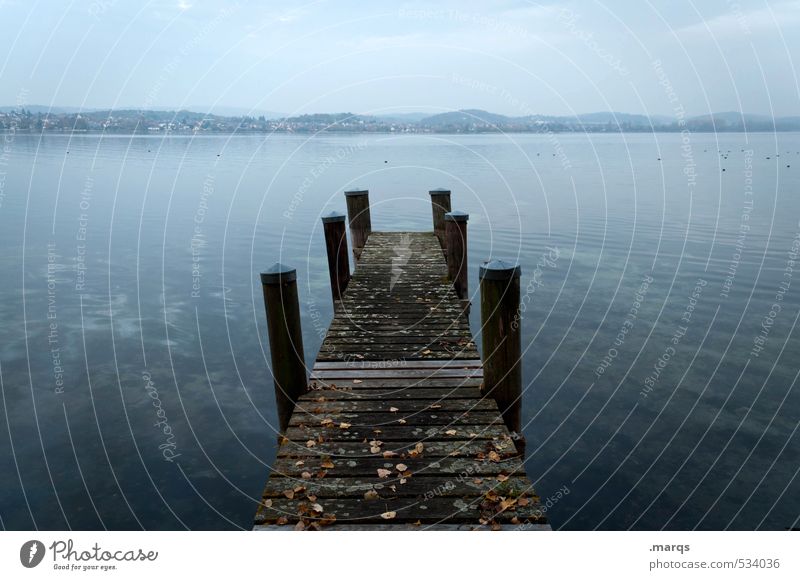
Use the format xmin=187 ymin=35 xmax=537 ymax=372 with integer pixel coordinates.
xmin=445 ymin=210 xmax=469 ymax=301
xmin=479 ymin=259 xmax=522 ymax=434
xmin=321 ymin=211 xmax=350 ymax=302
xmin=344 ymin=188 xmax=371 ymax=261
xmin=261 ymin=263 xmax=307 ymax=433
xmin=429 ymin=188 xmax=451 ymax=250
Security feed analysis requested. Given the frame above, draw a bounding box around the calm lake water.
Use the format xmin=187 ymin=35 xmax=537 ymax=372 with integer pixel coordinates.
xmin=1 ymin=132 xmax=798 ymax=530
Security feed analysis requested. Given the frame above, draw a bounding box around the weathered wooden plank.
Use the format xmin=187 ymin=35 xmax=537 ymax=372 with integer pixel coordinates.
xmin=292 ymin=398 xmax=498 ymax=413
xmin=270 ymin=439 xmax=518 ymax=458
xmin=283 ymin=423 xmax=511 ymax=442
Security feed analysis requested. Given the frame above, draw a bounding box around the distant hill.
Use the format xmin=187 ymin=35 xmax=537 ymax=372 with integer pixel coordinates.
xmin=3 ymin=106 xmax=799 ymax=133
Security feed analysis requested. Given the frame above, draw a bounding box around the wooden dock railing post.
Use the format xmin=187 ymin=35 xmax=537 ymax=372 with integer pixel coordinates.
xmin=261 ymin=263 xmax=307 ymax=433
xmin=479 ymin=259 xmax=522 ymax=434
xmin=429 ymin=188 xmax=451 ymax=250
xmin=344 ymin=188 xmax=371 ymax=260
xmin=321 ymin=211 xmax=350 ymax=302
xmin=445 ymin=210 xmax=469 ymax=301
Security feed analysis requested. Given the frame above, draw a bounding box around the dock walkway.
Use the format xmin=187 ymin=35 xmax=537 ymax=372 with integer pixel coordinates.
xmin=254 ymin=227 xmax=548 ymax=530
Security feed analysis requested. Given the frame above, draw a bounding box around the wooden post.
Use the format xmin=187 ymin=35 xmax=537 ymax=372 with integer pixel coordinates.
xmin=261 ymin=263 xmax=307 ymax=433
xmin=479 ymin=259 xmax=522 ymax=434
xmin=321 ymin=211 xmax=350 ymax=302
xmin=344 ymin=189 xmax=371 ymax=261
xmin=429 ymin=188 xmax=451 ymax=250
xmin=445 ymin=211 xmax=469 ymax=301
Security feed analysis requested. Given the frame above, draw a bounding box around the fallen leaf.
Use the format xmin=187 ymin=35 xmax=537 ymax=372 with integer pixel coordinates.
xmin=364 ymin=490 xmax=379 ymax=501
xmin=306 ymin=440 xmax=316 ymax=448
xmin=339 ymin=422 xmax=351 ymax=429
xmin=320 ymin=460 xmax=335 ymax=469
xmin=488 ymin=451 xmax=501 ymax=463
xmin=294 ymin=460 xmax=305 ymax=467
xmin=370 ymin=446 xmax=382 ymax=454
xmin=294 ymin=521 xmax=305 ymax=531
xmin=301 ymin=472 xmax=312 ymax=480
xmin=499 ymin=498 xmax=517 ymax=512
xmin=517 ymin=497 xmax=530 ymax=507
xmin=429 ymin=404 xmax=441 ymax=409
xmin=380 ymin=511 xmax=397 ymax=520
xmin=377 ymin=468 xmax=392 ymax=479
xmin=316 ymin=470 xmax=328 ymax=479
xmin=262 ymin=499 xmax=273 ymax=507
xmin=497 ymin=474 xmax=509 ymax=482
xmin=278 ymin=436 xmax=289 ymax=446
xmin=400 ymin=478 xmax=407 ymax=484
xmin=311 ymin=503 xmax=324 ymax=513
xmin=421 ymin=349 xmax=432 ymax=355
xmin=320 ymin=418 xmax=334 ymax=427
xmin=396 ymin=463 xmax=408 ymax=472
xmin=389 ymin=407 xmax=399 ymax=413
xmin=445 ymin=429 xmax=457 ymax=436
xmin=473 ymin=478 xmax=483 ymax=485
xmin=511 ymin=516 xmax=521 ymax=525
xmin=307 ymin=494 xmax=317 ymax=502
xmin=398 ymin=419 xmax=407 ymax=424
xmin=413 ymin=520 xmax=422 ymax=526
xmin=353 ymin=379 xmax=363 ymax=384
xmin=283 ymin=490 xmax=294 ymax=500
xmin=276 ymin=516 xmax=289 ymax=525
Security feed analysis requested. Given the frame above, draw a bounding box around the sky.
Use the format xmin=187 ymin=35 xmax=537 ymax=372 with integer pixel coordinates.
xmin=0 ymin=0 xmax=798 ymax=117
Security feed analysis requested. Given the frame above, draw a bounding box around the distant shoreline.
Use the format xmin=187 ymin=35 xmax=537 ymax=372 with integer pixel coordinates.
xmin=4 ymin=129 xmax=800 ymax=136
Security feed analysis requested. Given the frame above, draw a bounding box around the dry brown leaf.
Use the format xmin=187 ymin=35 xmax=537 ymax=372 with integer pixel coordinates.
xmin=413 ymin=520 xmax=422 ymax=526
xmin=320 ymin=460 xmax=335 ymax=469
xmin=421 ymin=349 xmax=432 ymax=355
xmin=488 ymin=451 xmax=501 ymax=463
xmin=370 ymin=446 xmax=382 ymax=454
xmin=473 ymin=478 xmax=483 ymax=485
xmin=389 ymin=407 xmax=399 ymax=413
xmin=497 ymin=474 xmax=509 ymax=482
xmin=380 ymin=511 xmax=397 ymax=520
xmin=445 ymin=429 xmax=457 ymax=436
xmin=301 ymin=471 xmax=312 ymax=480
xmin=382 ymin=450 xmax=397 ymax=458
xmin=278 ymin=436 xmax=289 ymax=446
xmin=283 ymin=490 xmax=295 ymax=500
xmin=262 ymin=499 xmax=273 ymax=507
xmin=294 ymin=460 xmax=305 ymax=467
xmin=316 ymin=470 xmax=328 ymax=479
xmin=320 ymin=418 xmax=334 ymax=427
xmin=339 ymin=422 xmax=351 ymax=429
xmin=398 ymin=419 xmax=407 ymax=424
xmin=276 ymin=516 xmax=289 ymax=525
xmin=307 ymin=494 xmax=317 ymax=502
xmin=517 ymin=497 xmax=530 ymax=507
xmin=377 ymin=468 xmax=392 ymax=479
xmin=353 ymin=379 xmax=363 ymax=384
xmin=363 ymin=490 xmax=379 ymax=501
xmin=294 ymin=521 xmax=305 ymax=531
xmin=311 ymin=503 xmax=324 ymax=513
xmin=396 ymin=463 xmax=408 ymax=472
xmin=305 ymin=440 xmax=316 ymax=448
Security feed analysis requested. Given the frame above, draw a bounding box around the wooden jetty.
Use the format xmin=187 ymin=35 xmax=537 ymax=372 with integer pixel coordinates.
xmin=254 ymin=188 xmax=550 ymax=530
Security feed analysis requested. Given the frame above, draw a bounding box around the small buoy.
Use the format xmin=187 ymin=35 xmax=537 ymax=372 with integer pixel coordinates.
xmin=384 ymin=160 xmax=388 ymax=163
xmin=657 ymin=158 xmax=661 ymax=161
xmin=217 ymin=154 xmax=220 ymax=157
xmin=766 ymin=157 xmax=770 ymax=159
xmin=722 ymin=168 xmax=726 ymax=172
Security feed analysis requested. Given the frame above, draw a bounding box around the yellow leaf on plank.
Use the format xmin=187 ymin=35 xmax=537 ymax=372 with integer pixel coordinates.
xmin=380 ymin=511 xmax=397 ymax=520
